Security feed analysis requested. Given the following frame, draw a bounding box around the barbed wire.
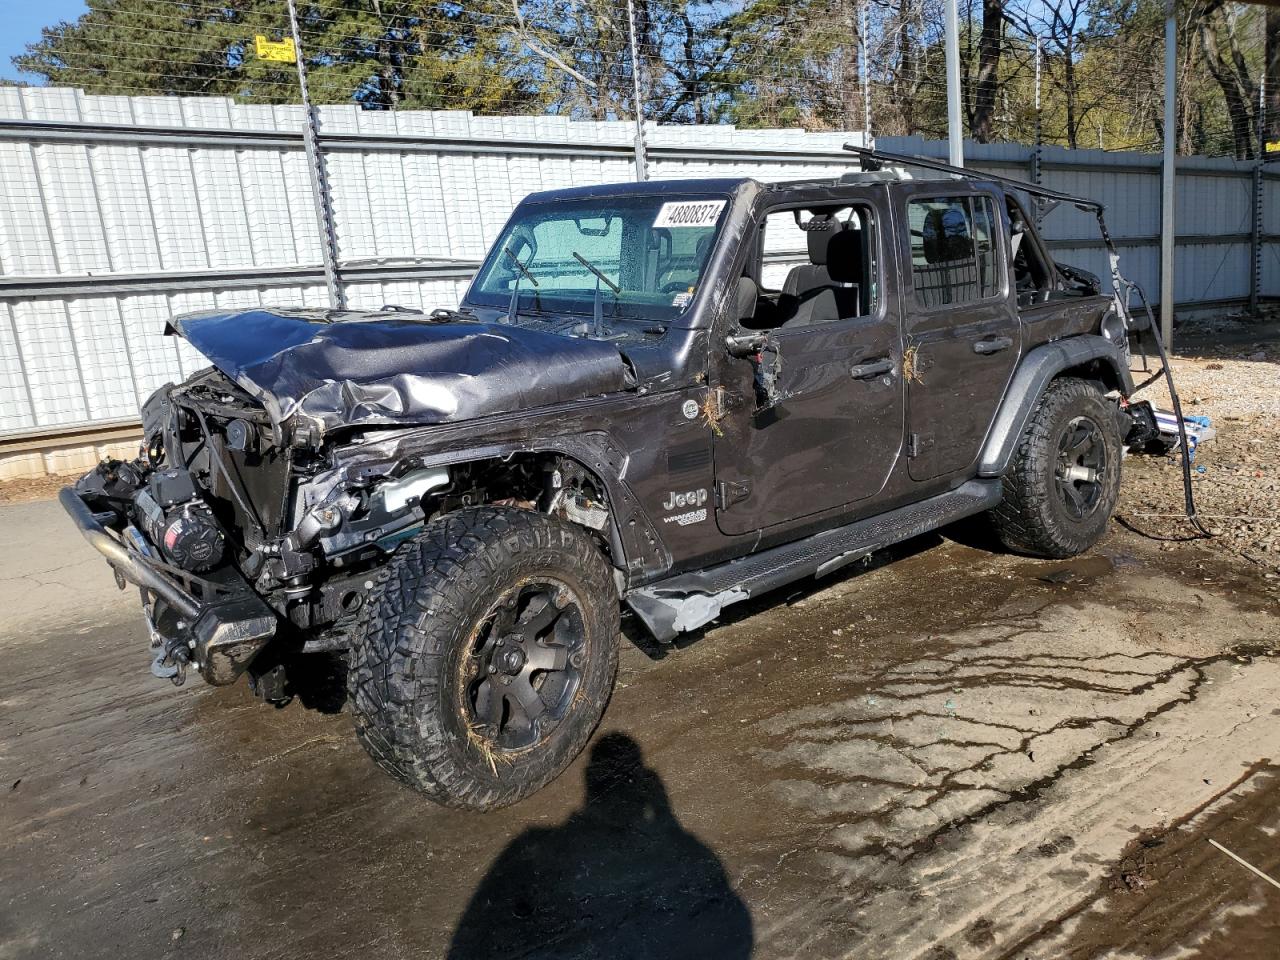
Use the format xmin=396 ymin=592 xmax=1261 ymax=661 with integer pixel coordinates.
xmin=1 ymin=0 xmax=1268 ymax=158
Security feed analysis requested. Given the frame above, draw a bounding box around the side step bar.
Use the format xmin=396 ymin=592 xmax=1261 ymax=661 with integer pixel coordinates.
xmin=625 ymin=479 xmax=1002 ymax=642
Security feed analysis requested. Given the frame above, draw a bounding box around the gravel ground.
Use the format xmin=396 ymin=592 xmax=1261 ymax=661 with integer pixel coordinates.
xmin=1119 ymin=316 xmax=1280 ymax=575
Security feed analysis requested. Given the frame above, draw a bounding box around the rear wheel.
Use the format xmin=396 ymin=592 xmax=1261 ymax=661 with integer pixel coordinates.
xmin=347 ymin=507 xmax=619 ymax=810
xmin=990 ymin=377 xmax=1122 ymax=558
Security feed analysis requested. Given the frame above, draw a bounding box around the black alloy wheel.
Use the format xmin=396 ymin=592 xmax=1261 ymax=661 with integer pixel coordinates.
xmin=1055 ymin=415 xmax=1109 ymax=521
xmin=347 ymin=507 xmax=620 ymax=810
xmin=466 ymin=580 xmax=587 ymax=752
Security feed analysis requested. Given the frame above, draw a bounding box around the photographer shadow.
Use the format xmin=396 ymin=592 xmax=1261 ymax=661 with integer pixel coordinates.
xmin=447 ymin=732 xmax=753 ymax=960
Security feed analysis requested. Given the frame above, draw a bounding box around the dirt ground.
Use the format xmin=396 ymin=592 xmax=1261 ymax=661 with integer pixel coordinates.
xmin=0 ymin=472 xmax=72 ymax=504
xmin=1120 ymin=316 xmax=1280 ymax=573
xmin=2 ymin=322 xmax=1279 ymax=960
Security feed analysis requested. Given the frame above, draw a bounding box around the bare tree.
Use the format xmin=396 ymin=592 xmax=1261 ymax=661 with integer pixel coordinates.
xmin=1198 ymin=0 xmax=1258 ymax=158
xmin=1265 ymin=6 xmax=1279 ymax=144
xmin=971 ymin=0 xmax=1004 ymax=141
xmin=1004 ymin=0 xmax=1092 ymax=149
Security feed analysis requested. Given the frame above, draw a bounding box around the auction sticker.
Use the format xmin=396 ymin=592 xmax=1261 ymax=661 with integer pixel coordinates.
xmin=653 ymin=200 xmax=726 ymax=229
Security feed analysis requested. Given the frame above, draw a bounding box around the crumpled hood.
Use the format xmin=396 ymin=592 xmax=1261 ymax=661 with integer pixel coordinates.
xmin=167 ymin=308 xmax=634 ymax=437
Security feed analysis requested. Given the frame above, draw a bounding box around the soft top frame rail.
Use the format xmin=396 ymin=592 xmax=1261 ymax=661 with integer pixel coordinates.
xmin=843 ymin=144 xmax=1102 ymax=211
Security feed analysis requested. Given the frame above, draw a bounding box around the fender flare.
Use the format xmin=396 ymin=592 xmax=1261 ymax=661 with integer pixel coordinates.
xmin=978 ymin=334 xmax=1133 ymax=478
xmin=339 ymin=432 xmax=673 ymax=581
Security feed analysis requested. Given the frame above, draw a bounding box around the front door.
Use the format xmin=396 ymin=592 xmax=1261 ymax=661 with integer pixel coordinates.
xmin=712 ymin=193 xmax=904 ymax=536
xmin=898 ymin=189 xmax=1021 ymax=480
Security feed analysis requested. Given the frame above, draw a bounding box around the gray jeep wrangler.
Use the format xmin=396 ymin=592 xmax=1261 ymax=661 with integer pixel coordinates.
xmin=63 ymin=148 xmax=1168 ymax=809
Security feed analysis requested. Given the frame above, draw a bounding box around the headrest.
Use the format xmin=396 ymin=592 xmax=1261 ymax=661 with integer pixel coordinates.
xmin=803 ymin=217 xmax=838 ymax=265
xmin=922 ymin=207 xmax=971 ymax=264
xmin=695 ymin=231 xmax=714 ymax=264
xmin=826 ymin=229 xmax=864 ymax=284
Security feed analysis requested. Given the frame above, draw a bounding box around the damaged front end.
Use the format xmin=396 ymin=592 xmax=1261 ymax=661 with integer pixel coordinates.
xmin=59 ymin=366 xmax=516 ymax=692
xmin=64 ymin=371 xmax=310 ymax=688
xmin=62 ymin=308 xmax=635 ymax=693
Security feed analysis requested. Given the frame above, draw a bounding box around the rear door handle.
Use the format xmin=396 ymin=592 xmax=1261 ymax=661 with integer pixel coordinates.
xmin=973 ymin=336 xmax=1013 ymax=355
xmin=850 ymin=358 xmax=894 ymax=380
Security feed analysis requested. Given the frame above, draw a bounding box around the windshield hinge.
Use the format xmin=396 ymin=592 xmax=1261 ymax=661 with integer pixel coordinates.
xmin=717 ymin=479 xmax=751 ymax=510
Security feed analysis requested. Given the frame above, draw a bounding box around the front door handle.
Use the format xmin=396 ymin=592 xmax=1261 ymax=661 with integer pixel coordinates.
xmin=850 ymin=358 xmax=894 ymax=380
xmin=973 ymin=336 xmax=1013 ymax=355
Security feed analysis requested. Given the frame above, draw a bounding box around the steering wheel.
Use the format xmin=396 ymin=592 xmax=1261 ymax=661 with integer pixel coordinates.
xmin=660 ymin=280 xmax=692 ymax=294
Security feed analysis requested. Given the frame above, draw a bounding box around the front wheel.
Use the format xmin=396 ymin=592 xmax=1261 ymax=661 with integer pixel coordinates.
xmin=989 ymin=377 xmax=1122 ymax=558
xmin=347 ymin=507 xmax=620 ymax=810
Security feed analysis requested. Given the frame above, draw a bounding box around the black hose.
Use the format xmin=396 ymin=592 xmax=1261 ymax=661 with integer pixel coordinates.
xmin=1128 ymin=287 xmax=1213 ymax=540
xmin=1146 ymin=330 xmax=1214 ymax=539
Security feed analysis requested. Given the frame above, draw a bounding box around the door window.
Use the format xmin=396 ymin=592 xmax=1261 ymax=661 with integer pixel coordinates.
xmin=907 ymin=196 xmax=1002 ymax=308
xmin=745 ymin=204 xmax=878 ymax=329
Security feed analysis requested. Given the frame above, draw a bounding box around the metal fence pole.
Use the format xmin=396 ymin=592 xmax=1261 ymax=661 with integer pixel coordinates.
xmin=944 ymin=0 xmax=964 ymax=166
xmin=1032 ymin=39 xmax=1042 ymax=180
xmin=860 ymin=2 xmax=872 ymax=141
xmin=1160 ymin=1 xmax=1176 ymax=349
xmin=287 ymin=0 xmax=345 ymax=309
xmin=625 ymin=0 xmax=650 ymax=181
xmin=1251 ymin=69 xmax=1265 ymax=315
xmin=1032 ymin=37 xmax=1043 ymax=227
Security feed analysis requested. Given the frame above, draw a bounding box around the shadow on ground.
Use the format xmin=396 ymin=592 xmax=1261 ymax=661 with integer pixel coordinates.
xmin=446 ymin=732 xmax=753 ymax=960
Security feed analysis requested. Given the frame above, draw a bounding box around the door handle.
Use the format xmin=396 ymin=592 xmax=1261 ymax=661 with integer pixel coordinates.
xmin=850 ymin=358 xmax=894 ymax=380
xmin=973 ymin=336 xmax=1013 ymax=355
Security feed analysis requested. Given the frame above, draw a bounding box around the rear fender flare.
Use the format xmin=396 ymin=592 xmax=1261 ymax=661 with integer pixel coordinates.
xmin=978 ymin=335 xmax=1133 ymax=478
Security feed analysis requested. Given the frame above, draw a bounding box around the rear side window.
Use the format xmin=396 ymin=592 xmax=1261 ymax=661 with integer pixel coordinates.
xmin=908 ymin=196 xmax=1002 ymax=307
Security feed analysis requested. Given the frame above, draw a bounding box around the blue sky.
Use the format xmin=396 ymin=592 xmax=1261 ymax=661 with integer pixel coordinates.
xmin=0 ymin=0 xmax=88 ymax=83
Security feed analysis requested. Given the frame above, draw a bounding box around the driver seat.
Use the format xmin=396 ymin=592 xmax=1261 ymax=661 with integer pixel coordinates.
xmin=780 ymin=222 xmax=863 ymax=326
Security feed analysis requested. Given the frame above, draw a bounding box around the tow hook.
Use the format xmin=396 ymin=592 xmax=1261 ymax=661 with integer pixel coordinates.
xmin=150 ymin=634 xmax=191 ymax=687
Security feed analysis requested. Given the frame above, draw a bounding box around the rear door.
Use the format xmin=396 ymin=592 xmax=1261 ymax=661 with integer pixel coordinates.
xmin=898 ymin=188 xmax=1020 ymax=481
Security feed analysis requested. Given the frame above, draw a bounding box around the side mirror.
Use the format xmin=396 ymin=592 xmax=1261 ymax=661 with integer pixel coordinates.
xmin=726 ymin=332 xmax=768 ymax=358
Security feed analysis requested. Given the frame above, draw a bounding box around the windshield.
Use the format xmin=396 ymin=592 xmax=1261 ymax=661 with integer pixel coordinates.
xmin=467 ymin=193 xmax=729 ymax=323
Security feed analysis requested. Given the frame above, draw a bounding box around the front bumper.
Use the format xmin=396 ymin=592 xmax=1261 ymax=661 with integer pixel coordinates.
xmin=60 ymin=486 xmax=277 ymax=685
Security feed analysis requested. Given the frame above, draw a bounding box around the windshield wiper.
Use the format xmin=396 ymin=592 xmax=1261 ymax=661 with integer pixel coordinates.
xmin=572 ymin=251 xmax=621 ymax=338
xmin=503 ymin=245 xmax=539 ymax=324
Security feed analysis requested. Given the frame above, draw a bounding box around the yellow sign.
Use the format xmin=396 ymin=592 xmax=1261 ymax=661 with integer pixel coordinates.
xmin=1267 ymin=140 xmax=1280 ymax=154
xmin=254 ymin=35 xmax=296 ymax=63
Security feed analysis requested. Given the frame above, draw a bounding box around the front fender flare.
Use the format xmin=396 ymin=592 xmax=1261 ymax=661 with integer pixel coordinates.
xmin=978 ymin=335 xmax=1132 ymax=478
xmin=329 ymin=431 xmax=673 ymax=582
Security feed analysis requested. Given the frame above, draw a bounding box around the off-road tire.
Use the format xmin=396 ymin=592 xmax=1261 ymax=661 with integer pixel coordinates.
xmin=989 ymin=377 xmax=1122 ymax=558
xmin=347 ymin=506 xmax=620 ymax=810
